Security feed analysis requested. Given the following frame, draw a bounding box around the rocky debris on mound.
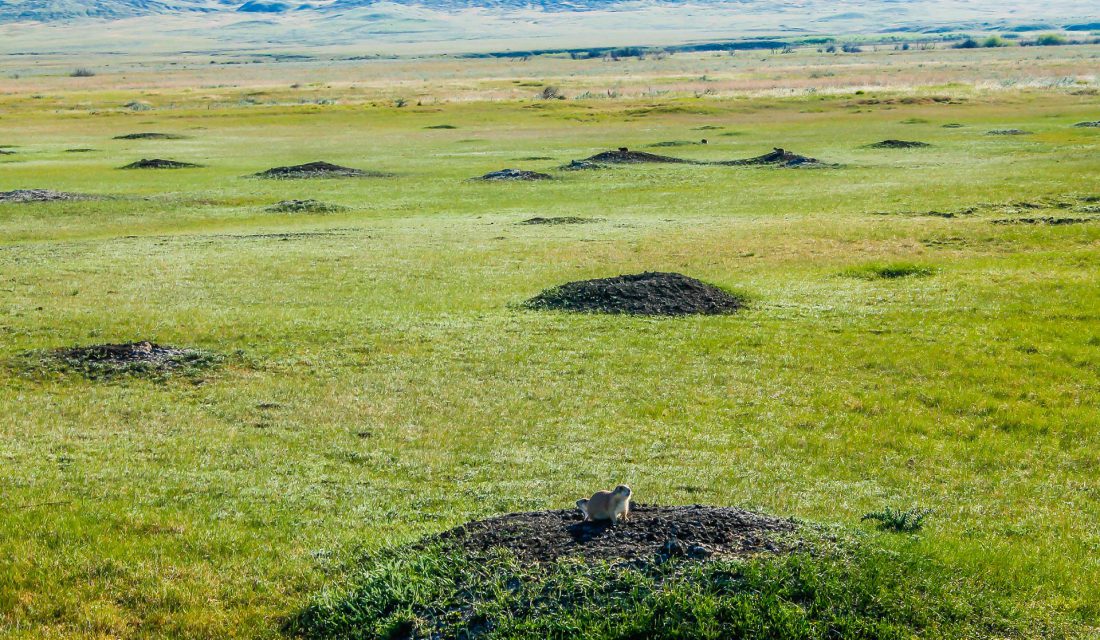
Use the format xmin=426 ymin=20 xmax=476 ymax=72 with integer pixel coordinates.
xmin=253 ymin=161 xmax=383 ymax=179
xmin=987 ymin=129 xmax=1031 ymax=135
xmin=45 ymin=341 xmax=220 ymax=378
xmin=582 ymin=148 xmax=695 ymax=164
xmin=519 ymin=216 xmax=600 ymax=225
xmin=477 ymin=168 xmax=553 ymax=181
xmin=559 ymin=160 xmax=608 ymax=171
xmin=265 ymin=199 xmax=347 ymax=213
xmin=120 ymin=158 xmax=201 ymax=169
xmin=0 ymin=189 xmax=91 ymax=203
xmin=433 ymin=504 xmax=795 ymax=564
xmin=866 ymin=139 xmax=931 ymax=149
xmin=113 ymin=132 xmax=187 ymax=140
xmin=992 ymin=216 xmax=1094 ymax=225
xmin=719 ymin=147 xmax=819 ymax=167
xmin=1074 ymin=121 xmax=1100 ymax=128
xmin=525 ymin=271 xmax=743 ymax=316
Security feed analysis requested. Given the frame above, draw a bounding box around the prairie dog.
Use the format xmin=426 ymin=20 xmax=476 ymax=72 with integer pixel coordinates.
xmin=578 ymin=485 xmax=632 ymax=523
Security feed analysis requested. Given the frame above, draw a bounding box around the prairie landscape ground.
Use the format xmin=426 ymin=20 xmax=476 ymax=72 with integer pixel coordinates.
xmin=1 ymin=42 xmax=1099 ymax=639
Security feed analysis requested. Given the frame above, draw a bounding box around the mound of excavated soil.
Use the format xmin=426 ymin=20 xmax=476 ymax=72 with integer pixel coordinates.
xmin=253 ymin=161 xmax=384 ymax=179
xmin=265 ymin=199 xmax=347 ymax=213
xmin=582 ymin=148 xmax=694 ymax=164
xmin=1075 ymin=121 xmax=1100 ymax=128
xmin=526 ymin=271 xmax=743 ymax=316
xmin=65 ymin=148 xmax=96 ymax=153
xmin=113 ymin=132 xmax=188 ymax=140
xmin=120 ymin=158 xmax=201 ymax=169
xmin=519 ymin=216 xmax=600 ymax=225
xmin=0 ymin=149 xmax=13 ymax=155
xmin=477 ymin=168 xmax=553 ymax=181
xmin=866 ymin=139 xmax=931 ymax=149
xmin=987 ymin=129 xmax=1031 ymax=135
xmin=433 ymin=504 xmax=795 ymax=564
xmin=719 ymin=147 xmax=819 ymax=167
xmin=45 ymin=341 xmax=221 ymax=378
xmin=0 ymin=189 xmax=91 ymax=203
xmin=992 ymin=216 xmax=1094 ymax=226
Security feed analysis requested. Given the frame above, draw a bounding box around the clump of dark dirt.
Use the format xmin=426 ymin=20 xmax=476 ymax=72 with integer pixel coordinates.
xmin=718 ymin=147 xmax=820 ymax=167
xmin=65 ymin=148 xmax=96 ymax=153
xmin=120 ymin=158 xmax=202 ymax=169
xmin=253 ymin=161 xmax=385 ymax=179
xmin=113 ymin=132 xmax=188 ymax=140
xmin=582 ymin=148 xmax=695 ymax=164
xmin=477 ymin=168 xmax=553 ymax=181
xmin=0 ymin=189 xmax=92 ymax=203
xmin=1073 ymin=121 xmax=1100 ymax=128
xmin=38 ymin=341 xmax=222 ymax=379
xmin=425 ymin=124 xmax=457 ymax=129
xmin=0 ymin=149 xmax=14 ymax=155
xmin=526 ymin=271 xmax=743 ymax=316
xmin=559 ymin=159 xmax=608 ymax=171
xmin=942 ymin=123 xmax=965 ymax=128
xmin=865 ymin=139 xmax=931 ymax=149
xmin=519 ymin=216 xmax=601 ymax=225
xmin=433 ymin=504 xmax=795 ymax=564
xmin=265 ymin=199 xmax=347 ymax=213
xmin=987 ymin=129 xmax=1031 ymax=135
xmin=992 ymin=216 xmax=1095 ymax=226
xmin=647 ymin=140 xmax=702 ymax=147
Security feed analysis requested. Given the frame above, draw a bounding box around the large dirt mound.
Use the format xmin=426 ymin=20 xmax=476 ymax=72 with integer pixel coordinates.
xmin=41 ymin=341 xmax=221 ymax=379
xmin=120 ymin=158 xmax=201 ymax=169
xmin=253 ymin=161 xmax=384 ymax=179
xmin=582 ymin=148 xmax=695 ymax=164
xmin=718 ymin=147 xmax=819 ymax=166
xmin=113 ymin=132 xmax=188 ymax=140
xmin=0 ymin=189 xmax=91 ymax=203
xmin=434 ymin=504 xmax=795 ymax=564
xmin=1074 ymin=121 xmax=1100 ymax=128
xmin=526 ymin=271 xmax=743 ymax=316
xmin=866 ymin=139 xmax=931 ymax=149
xmin=477 ymin=168 xmax=553 ymax=181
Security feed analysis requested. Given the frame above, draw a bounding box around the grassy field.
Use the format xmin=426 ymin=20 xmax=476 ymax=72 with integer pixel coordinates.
xmin=1 ymin=45 xmax=1099 ymax=638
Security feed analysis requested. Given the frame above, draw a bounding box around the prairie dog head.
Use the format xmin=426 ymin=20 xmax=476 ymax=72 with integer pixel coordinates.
xmin=613 ymin=485 xmax=632 ymax=500
xmin=576 ymin=498 xmax=589 ymax=512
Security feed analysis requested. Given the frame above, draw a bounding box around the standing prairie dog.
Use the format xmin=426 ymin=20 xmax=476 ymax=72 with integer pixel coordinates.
xmin=577 ymin=485 xmax=632 ymax=523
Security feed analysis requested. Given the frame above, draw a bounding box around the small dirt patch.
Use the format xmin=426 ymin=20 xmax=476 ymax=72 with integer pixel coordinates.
xmin=0 ymin=189 xmax=92 ymax=203
xmin=942 ymin=123 xmax=965 ymax=128
xmin=865 ymin=139 xmax=931 ymax=149
xmin=526 ymin=271 xmax=743 ymax=316
xmin=120 ymin=158 xmax=202 ymax=169
xmin=425 ymin=124 xmax=457 ymax=129
xmin=582 ymin=148 xmax=694 ymax=164
xmin=1073 ymin=121 xmax=1100 ymax=128
xmin=519 ymin=216 xmax=600 ymax=225
xmin=719 ymin=147 xmax=820 ymax=167
xmin=559 ymin=159 xmax=608 ymax=171
xmin=35 ymin=341 xmax=222 ymax=379
xmin=252 ymin=161 xmax=385 ymax=179
xmin=987 ymin=129 xmax=1031 ymax=135
xmin=647 ymin=140 xmax=703 ymax=147
xmin=477 ymin=168 xmax=553 ymax=181
xmin=0 ymin=149 xmax=14 ymax=155
xmin=265 ymin=199 xmax=347 ymax=213
xmin=433 ymin=504 xmax=794 ymax=564
xmin=992 ymin=216 xmax=1094 ymax=226
xmin=65 ymin=148 xmax=96 ymax=153
xmin=113 ymin=132 xmax=187 ymax=140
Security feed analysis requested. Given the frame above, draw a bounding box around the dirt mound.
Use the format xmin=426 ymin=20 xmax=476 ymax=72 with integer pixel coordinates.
xmin=526 ymin=271 xmax=743 ymax=316
xmin=120 ymin=158 xmax=201 ymax=169
xmin=519 ymin=216 xmax=600 ymax=225
xmin=434 ymin=504 xmax=794 ymax=564
xmin=0 ymin=189 xmax=91 ymax=203
xmin=719 ymin=147 xmax=819 ymax=167
xmin=559 ymin=159 xmax=608 ymax=171
xmin=942 ymin=123 xmax=965 ymax=128
xmin=65 ymin=148 xmax=96 ymax=153
xmin=477 ymin=168 xmax=552 ymax=181
xmin=0 ymin=149 xmax=13 ymax=155
xmin=265 ymin=199 xmax=347 ymax=213
xmin=987 ymin=129 xmax=1031 ymax=135
xmin=1074 ymin=121 xmax=1100 ymax=128
xmin=582 ymin=148 xmax=695 ymax=164
xmin=42 ymin=341 xmax=221 ymax=379
xmin=866 ymin=139 xmax=931 ymax=149
xmin=253 ymin=161 xmax=383 ymax=179
xmin=992 ymin=216 xmax=1094 ymax=226
xmin=113 ymin=132 xmax=187 ymax=140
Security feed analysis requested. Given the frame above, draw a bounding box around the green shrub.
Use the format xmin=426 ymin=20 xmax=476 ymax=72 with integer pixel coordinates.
xmin=861 ymin=507 xmax=932 ymax=533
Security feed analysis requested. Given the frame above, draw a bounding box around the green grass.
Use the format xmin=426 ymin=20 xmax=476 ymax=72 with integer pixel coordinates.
xmin=1 ymin=51 xmax=1100 ymax=638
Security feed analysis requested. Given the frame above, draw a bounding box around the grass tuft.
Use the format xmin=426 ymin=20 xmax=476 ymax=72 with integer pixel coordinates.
xmin=842 ymin=262 xmax=937 ymax=280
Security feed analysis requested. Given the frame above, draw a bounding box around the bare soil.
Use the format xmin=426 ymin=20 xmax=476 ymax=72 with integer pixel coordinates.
xmin=120 ymin=158 xmax=202 ymax=169
xmin=525 ymin=271 xmax=744 ymax=316
xmin=477 ymin=169 xmax=553 ymax=181
xmin=253 ymin=161 xmax=386 ymax=179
